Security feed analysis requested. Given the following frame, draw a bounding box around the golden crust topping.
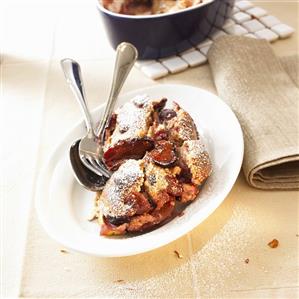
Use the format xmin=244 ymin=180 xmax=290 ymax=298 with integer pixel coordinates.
xmin=104 ymin=95 xmax=165 ymax=152
xmin=143 ymin=158 xmax=170 ymax=199
xmin=166 ymin=102 xmax=198 ymax=145
xmin=179 ymin=140 xmax=212 ymax=185
xmin=99 ymin=159 xmax=144 ymax=218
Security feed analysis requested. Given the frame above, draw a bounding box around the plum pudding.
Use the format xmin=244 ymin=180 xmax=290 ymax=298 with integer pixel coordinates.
xmin=101 ymin=0 xmax=211 ymax=15
xmin=93 ymin=95 xmax=212 ymax=236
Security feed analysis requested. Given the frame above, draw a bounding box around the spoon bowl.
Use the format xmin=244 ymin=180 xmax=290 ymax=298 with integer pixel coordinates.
xmin=69 ymin=140 xmax=108 ymax=191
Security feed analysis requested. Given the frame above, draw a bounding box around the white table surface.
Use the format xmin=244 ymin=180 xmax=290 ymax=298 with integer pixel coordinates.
xmin=1 ymin=0 xmax=298 ymax=297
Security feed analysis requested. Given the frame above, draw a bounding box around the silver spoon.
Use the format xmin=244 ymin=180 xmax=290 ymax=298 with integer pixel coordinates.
xmin=62 ymin=58 xmax=111 ymax=178
xmin=66 ymin=43 xmax=138 ymax=191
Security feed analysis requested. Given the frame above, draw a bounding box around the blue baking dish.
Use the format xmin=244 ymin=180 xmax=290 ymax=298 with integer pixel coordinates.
xmin=97 ymin=0 xmax=234 ymax=59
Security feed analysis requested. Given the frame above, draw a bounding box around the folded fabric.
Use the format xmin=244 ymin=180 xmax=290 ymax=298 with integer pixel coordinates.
xmin=208 ymin=36 xmax=299 ymax=190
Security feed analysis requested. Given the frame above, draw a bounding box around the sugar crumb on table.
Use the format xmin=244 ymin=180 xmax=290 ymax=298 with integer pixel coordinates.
xmin=114 ymin=279 xmax=125 ymax=283
xmin=60 ymin=249 xmax=69 ymax=253
xmin=267 ymin=238 xmax=279 ymax=248
xmin=174 ymin=250 xmax=183 ymax=259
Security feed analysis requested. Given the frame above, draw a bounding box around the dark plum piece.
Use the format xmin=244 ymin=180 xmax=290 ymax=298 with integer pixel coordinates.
xmin=103 ymin=137 xmax=154 ymax=171
xmin=176 ymin=159 xmax=192 ymax=183
xmin=153 ymin=98 xmax=167 ymax=112
xmin=103 ymin=113 xmax=117 ymax=142
xmin=148 ymin=140 xmax=177 ymax=167
xmin=159 ymin=109 xmax=177 ymax=123
xmin=100 ymin=217 xmax=128 ymax=236
xmin=105 ymin=215 xmax=130 ymax=226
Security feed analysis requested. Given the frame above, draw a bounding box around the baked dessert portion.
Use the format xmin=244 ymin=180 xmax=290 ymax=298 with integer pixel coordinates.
xmin=96 ymin=96 xmax=212 ymax=236
xmin=102 ymin=0 xmax=210 ymax=15
xmin=103 ymin=95 xmax=166 ymax=171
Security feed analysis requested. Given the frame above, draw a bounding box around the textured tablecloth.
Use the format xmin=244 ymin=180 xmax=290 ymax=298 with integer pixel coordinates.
xmin=19 ymin=55 xmax=299 ymax=298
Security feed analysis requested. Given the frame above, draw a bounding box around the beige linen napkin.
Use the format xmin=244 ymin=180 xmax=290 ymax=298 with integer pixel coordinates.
xmin=208 ymin=36 xmax=299 ymax=190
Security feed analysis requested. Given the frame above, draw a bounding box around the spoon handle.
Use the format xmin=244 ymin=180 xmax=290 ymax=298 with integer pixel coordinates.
xmin=61 ymin=59 xmax=94 ymax=136
xmin=95 ymin=42 xmax=138 ymax=137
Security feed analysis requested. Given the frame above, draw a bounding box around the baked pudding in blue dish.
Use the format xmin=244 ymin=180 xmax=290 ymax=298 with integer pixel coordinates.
xmin=97 ymin=0 xmax=234 ymax=59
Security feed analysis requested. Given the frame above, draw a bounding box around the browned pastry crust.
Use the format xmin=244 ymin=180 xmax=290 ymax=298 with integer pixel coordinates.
xmin=143 ymin=156 xmax=182 ymax=208
xmin=127 ymin=201 xmax=175 ymax=232
xmin=165 ymin=102 xmax=199 ymax=145
xmin=179 ymin=140 xmax=212 ymax=185
xmin=99 ymin=159 xmax=146 ymax=219
xmin=97 ymin=97 xmax=212 ymax=236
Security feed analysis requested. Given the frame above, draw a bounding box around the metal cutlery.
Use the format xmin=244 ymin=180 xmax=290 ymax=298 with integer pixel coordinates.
xmin=61 ymin=42 xmax=138 ymax=190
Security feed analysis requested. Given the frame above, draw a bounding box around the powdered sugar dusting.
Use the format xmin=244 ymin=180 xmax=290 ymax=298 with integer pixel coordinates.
xmin=180 ymin=140 xmax=212 ymax=185
xmin=184 ymin=139 xmax=206 ymax=156
xmin=165 ymin=103 xmax=199 ymax=144
xmin=107 ymin=96 xmax=157 ymax=149
xmin=99 ymin=160 xmax=144 ymax=218
xmin=186 ymin=140 xmax=211 ymax=170
xmin=188 ymin=204 xmax=257 ymax=297
xmin=114 ymin=102 xmax=149 ymax=138
xmin=132 ymin=94 xmax=150 ymax=107
xmin=86 ymin=203 xmax=256 ymax=298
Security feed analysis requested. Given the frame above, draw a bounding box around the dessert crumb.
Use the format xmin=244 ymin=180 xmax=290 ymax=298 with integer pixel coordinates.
xmin=244 ymin=258 xmax=249 ymax=264
xmin=60 ymin=249 xmax=69 ymax=253
xmin=296 ymin=234 xmax=299 ymax=237
xmin=174 ymin=250 xmax=183 ymax=259
xmin=87 ymin=214 xmax=98 ymax=222
xmin=114 ymin=279 xmax=125 ymax=283
xmin=268 ymin=238 xmax=279 ymax=248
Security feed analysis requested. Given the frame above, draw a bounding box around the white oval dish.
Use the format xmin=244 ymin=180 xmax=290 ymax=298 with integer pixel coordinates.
xmin=35 ymin=84 xmax=243 ymax=257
